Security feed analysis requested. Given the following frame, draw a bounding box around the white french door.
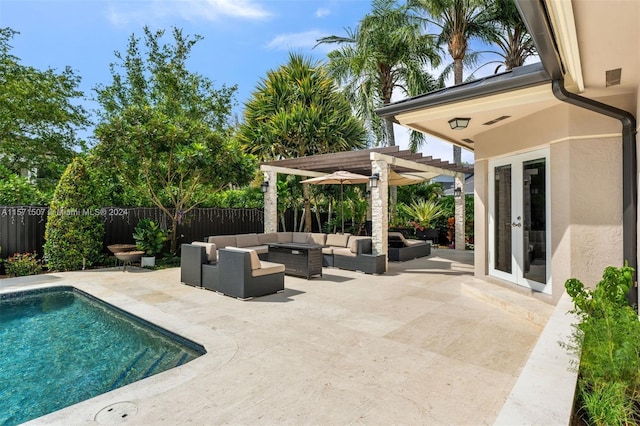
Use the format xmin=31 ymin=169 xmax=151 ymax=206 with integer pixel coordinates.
xmin=489 ymin=149 xmax=551 ymax=293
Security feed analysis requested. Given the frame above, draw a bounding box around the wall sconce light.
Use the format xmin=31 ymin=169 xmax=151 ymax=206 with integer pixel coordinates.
xmin=260 ymin=181 xmax=269 ymax=193
xmin=369 ymin=173 xmax=380 ymax=189
xmin=454 ymin=186 xmax=463 ymax=198
xmin=448 ymin=117 xmax=470 ymax=130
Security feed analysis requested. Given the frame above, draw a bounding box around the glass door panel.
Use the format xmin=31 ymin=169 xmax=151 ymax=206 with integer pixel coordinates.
xmin=494 ymin=165 xmax=512 ymax=274
xmin=523 ymin=159 xmax=546 ymax=284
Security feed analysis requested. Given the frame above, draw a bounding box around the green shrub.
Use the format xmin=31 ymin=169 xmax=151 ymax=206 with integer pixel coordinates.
xmin=4 ymin=252 xmax=42 ymax=277
xmin=43 ymin=158 xmax=105 ymax=271
xmin=132 ymin=219 xmax=167 ymax=256
xmin=565 ymin=264 xmax=640 ymax=425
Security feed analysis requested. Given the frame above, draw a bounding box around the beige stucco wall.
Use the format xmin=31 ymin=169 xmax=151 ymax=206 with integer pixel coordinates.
xmin=474 ymin=101 xmax=624 ymax=304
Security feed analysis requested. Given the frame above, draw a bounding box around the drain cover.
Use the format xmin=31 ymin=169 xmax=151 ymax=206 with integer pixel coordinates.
xmin=95 ymin=402 xmax=138 ymax=424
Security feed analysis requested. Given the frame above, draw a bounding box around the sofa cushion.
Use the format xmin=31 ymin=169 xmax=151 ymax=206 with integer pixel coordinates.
xmin=308 ymin=233 xmax=327 ymax=246
xmin=348 ymin=236 xmax=370 ymax=254
xmin=277 ymin=232 xmax=293 ymax=243
xmin=258 ymin=232 xmax=279 ymax=244
xmin=252 ymin=261 xmax=285 ymax=277
xmin=235 ymin=233 xmax=260 ymax=247
xmin=326 ymin=233 xmax=350 ymax=248
xmin=292 ymin=232 xmax=310 ymax=244
xmin=322 ymin=247 xmax=334 ymax=255
xmin=332 ymin=247 xmax=355 ymax=257
xmin=244 ymin=245 xmax=269 ymax=255
xmin=225 ymin=247 xmax=261 ymax=270
xmin=209 ymin=235 xmax=237 ymax=249
xmin=190 ymin=241 xmax=217 ymax=263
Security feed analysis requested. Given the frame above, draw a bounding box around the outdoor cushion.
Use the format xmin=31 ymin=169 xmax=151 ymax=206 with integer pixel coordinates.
xmin=348 ymin=236 xmax=370 ymax=253
xmin=190 ymin=241 xmax=217 ymax=263
xmin=209 ymin=235 xmax=237 ymax=249
xmin=322 ymin=247 xmax=334 ymax=255
xmin=235 ymin=233 xmax=260 ymax=247
xmin=308 ymin=233 xmax=327 ymax=246
xmin=277 ymin=232 xmax=293 ymax=243
xmin=292 ymin=232 xmax=310 ymax=244
xmin=326 ymin=233 xmax=350 ymax=247
xmin=332 ymin=247 xmax=355 ymax=257
xmin=244 ymin=245 xmax=269 ymax=255
xmin=252 ymin=261 xmax=285 ymax=277
xmin=258 ymin=232 xmax=279 ymax=244
xmin=225 ymin=247 xmax=261 ymax=270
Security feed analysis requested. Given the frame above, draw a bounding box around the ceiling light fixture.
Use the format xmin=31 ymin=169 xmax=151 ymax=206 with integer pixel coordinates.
xmin=448 ymin=117 xmax=470 ymax=130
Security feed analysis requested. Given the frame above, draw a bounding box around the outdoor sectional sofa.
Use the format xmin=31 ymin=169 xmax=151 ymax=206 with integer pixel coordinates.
xmin=204 ymin=231 xmax=386 ymax=274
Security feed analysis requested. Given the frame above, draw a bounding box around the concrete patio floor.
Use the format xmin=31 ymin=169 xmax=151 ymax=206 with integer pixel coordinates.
xmin=3 ymin=249 xmax=555 ymax=425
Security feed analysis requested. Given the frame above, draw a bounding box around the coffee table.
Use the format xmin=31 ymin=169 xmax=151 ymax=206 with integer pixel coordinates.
xmin=267 ymin=242 xmax=323 ymax=279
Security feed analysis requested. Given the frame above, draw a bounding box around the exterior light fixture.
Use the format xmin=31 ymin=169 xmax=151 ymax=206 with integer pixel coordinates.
xmin=369 ymin=173 xmax=380 ymax=189
xmin=454 ymin=187 xmax=463 ymax=198
xmin=448 ymin=117 xmax=470 ymax=130
xmin=260 ymin=181 xmax=269 ymax=193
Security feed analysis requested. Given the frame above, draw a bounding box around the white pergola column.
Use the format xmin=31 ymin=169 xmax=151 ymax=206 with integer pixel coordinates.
xmin=263 ymin=170 xmax=278 ymax=233
xmin=371 ymin=159 xmax=389 ymax=259
xmin=454 ymin=172 xmax=466 ymax=251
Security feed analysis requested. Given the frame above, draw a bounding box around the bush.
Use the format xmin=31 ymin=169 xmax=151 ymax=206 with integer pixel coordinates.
xmin=4 ymin=252 xmax=42 ymax=277
xmin=43 ymin=158 xmax=105 ymax=271
xmin=133 ymin=219 xmax=167 ymax=256
xmin=565 ymin=264 xmax=640 ymax=425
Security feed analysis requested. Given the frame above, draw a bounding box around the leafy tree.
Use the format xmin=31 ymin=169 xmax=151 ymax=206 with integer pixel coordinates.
xmin=0 ymin=28 xmax=89 ymax=198
xmin=238 ymin=52 xmax=367 ymax=231
xmin=43 ymin=157 xmax=105 ymax=271
xmin=0 ymin=165 xmax=46 ymax=205
xmin=317 ymin=0 xmax=440 ymax=149
xmin=410 ymin=0 xmax=493 ymax=163
xmin=94 ymin=27 xmax=254 ymax=253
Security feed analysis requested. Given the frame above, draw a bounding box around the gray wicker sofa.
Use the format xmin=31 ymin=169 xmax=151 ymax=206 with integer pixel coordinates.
xmin=204 ymin=232 xmax=385 ymax=274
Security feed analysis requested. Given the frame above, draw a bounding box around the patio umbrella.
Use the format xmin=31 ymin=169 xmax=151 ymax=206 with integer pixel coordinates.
xmin=301 ymin=170 xmax=369 ymax=233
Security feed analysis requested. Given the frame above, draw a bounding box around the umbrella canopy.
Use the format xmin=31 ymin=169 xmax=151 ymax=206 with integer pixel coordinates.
xmin=301 ymin=171 xmax=369 ymax=233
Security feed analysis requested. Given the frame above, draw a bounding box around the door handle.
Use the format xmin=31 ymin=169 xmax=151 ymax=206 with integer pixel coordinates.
xmin=511 ymin=222 xmax=522 ymax=228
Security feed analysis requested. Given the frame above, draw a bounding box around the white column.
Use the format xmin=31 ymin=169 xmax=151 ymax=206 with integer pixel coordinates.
xmin=454 ymin=172 xmax=466 ymax=251
xmin=371 ymin=160 xmax=389 ymax=260
xmin=263 ymin=170 xmax=278 ymax=233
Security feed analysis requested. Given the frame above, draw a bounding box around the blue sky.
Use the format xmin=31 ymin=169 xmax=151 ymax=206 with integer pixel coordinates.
xmin=1 ymin=0 xmax=474 ymax=163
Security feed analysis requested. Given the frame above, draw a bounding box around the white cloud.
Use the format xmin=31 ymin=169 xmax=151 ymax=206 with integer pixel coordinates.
xmin=106 ymin=0 xmax=271 ymax=26
xmin=266 ymin=30 xmax=327 ymax=51
xmin=316 ymin=8 xmax=330 ymax=18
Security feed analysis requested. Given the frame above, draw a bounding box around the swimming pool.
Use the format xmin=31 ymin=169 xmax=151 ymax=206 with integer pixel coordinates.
xmin=0 ymin=286 xmax=206 ymax=425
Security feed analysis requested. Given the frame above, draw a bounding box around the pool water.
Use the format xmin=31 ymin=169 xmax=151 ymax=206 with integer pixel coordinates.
xmin=0 ymin=286 xmax=205 ymax=425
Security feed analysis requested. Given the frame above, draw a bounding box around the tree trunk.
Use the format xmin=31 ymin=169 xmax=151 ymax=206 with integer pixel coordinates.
xmin=385 ymin=118 xmax=396 ymax=147
xmin=170 ymin=216 xmax=178 ymax=255
xmin=384 ymin=116 xmax=397 ymax=223
xmin=302 ymin=183 xmax=312 ymax=232
xmin=453 ymin=57 xmax=463 ymax=166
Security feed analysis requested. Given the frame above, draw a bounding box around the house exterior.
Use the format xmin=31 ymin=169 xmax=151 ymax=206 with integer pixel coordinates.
xmin=377 ymin=0 xmax=639 ymax=305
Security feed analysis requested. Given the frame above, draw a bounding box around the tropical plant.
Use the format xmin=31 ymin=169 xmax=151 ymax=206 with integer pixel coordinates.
xmin=133 ymin=219 xmax=167 ymax=257
xmin=4 ymin=252 xmax=42 ymax=277
xmin=43 ymin=157 xmax=105 ymax=271
xmin=399 ymin=198 xmax=445 ymax=229
xmin=238 ymin=52 xmax=367 ymax=231
xmin=410 ymin=0 xmax=493 ymax=162
xmin=482 ymin=0 xmax=536 ymax=73
xmin=94 ymin=27 xmax=254 ymax=254
xmin=564 ymin=264 xmax=640 ymax=425
xmin=317 ymin=0 xmax=441 ymax=149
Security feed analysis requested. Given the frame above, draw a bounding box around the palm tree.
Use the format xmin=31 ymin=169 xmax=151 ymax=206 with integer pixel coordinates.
xmin=410 ymin=0 xmax=493 ymax=163
xmin=483 ymin=0 xmax=536 ymax=72
xmin=237 ymin=52 xmax=367 ymax=231
xmin=316 ymin=0 xmax=440 ymax=148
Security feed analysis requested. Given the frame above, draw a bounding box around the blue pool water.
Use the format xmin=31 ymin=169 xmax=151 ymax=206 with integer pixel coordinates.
xmin=0 ymin=286 xmax=205 ymax=425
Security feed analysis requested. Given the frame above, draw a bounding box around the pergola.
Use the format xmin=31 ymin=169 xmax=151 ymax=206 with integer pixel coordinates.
xmin=260 ymin=146 xmax=473 ymax=264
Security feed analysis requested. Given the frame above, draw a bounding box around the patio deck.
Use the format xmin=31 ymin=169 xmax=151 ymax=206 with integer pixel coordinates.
xmin=3 ymin=249 xmax=556 ymax=425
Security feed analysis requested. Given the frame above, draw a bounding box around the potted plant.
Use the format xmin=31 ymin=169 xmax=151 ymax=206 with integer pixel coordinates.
xmin=132 ymin=219 xmax=167 ymax=267
xmin=399 ymin=199 xmax=444 ymax=242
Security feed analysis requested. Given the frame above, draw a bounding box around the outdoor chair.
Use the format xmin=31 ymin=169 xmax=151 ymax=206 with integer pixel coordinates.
xmin=388 ymin=232 xmax=431 ymax=262
xmin=180 ymin=242 xmax=218 ymax=290
xmin=216 ymin=247 xmax=285 ymax=299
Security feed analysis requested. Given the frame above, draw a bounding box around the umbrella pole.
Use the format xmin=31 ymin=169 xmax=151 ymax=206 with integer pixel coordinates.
xmin=340 ymin=183 xmax=344 ymax=234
